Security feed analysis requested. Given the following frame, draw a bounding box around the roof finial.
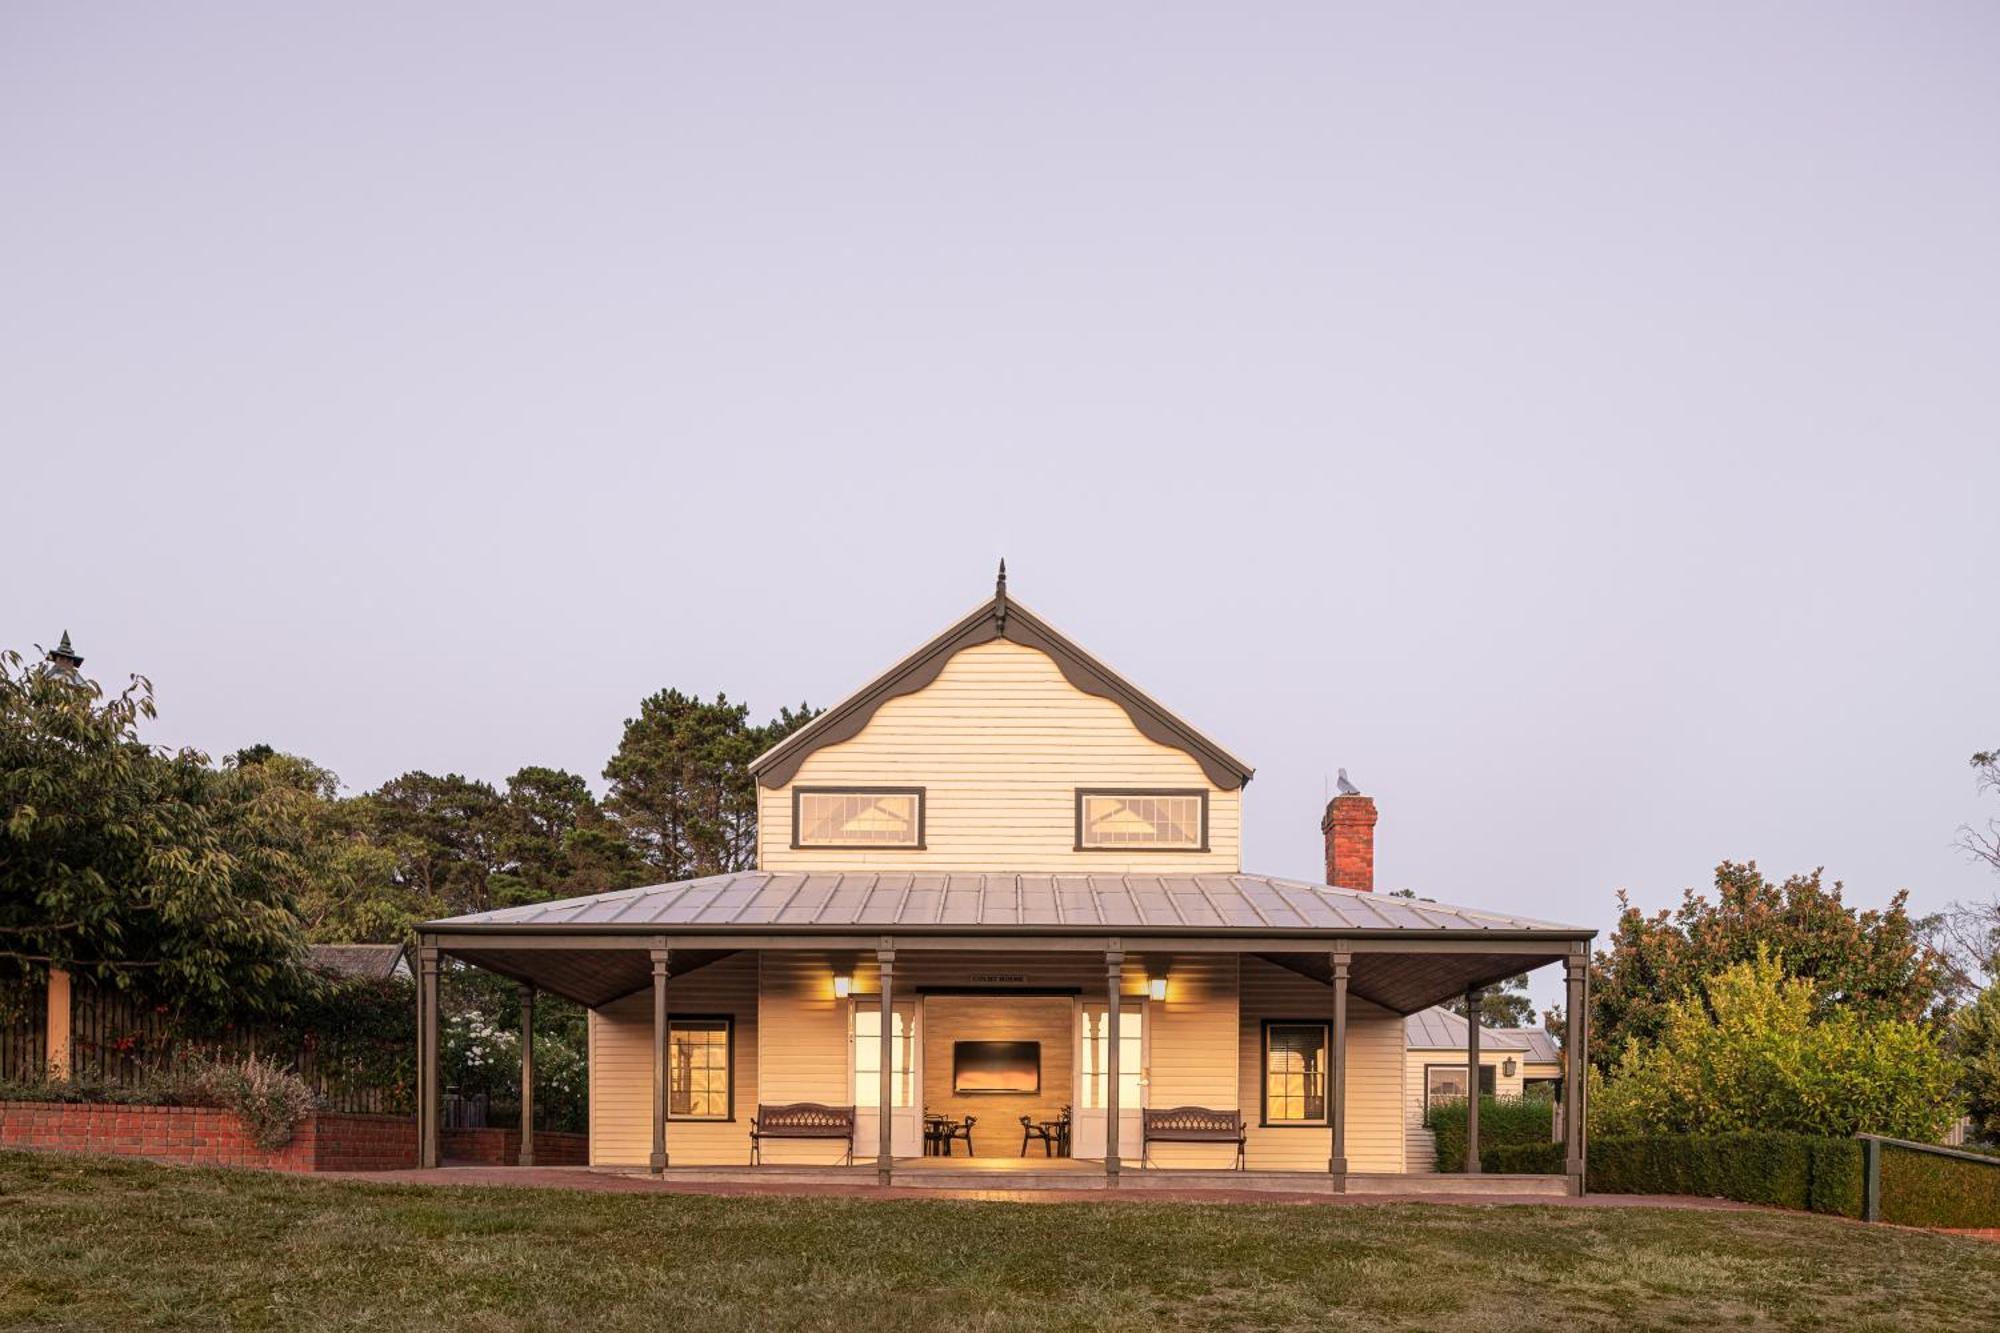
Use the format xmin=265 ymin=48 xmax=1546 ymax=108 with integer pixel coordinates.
xmin=44 ymin=631 xmax=83 ymax=673
xmin=994 ymin=558 xmax=1009 ymax=635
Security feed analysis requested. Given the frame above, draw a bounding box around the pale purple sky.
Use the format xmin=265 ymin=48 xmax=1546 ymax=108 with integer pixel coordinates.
xmin=5 ymin=5 xmax=1998 ymax=1011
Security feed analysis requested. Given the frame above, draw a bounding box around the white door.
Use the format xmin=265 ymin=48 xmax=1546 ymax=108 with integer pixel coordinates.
xmin=852 ymin=1000 xmax=921 ymax=1158
xmin=1072 ymin=1001 xmax=1145 ymax=1162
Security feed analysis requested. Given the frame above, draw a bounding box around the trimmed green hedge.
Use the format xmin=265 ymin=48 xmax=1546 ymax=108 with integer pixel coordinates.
xmin=1879 ymin=1143 xmax=2000 ymax=1229
xmin=1425 ymin=1096 xmax=1553 ymax=1173
xmin=1453 ymin=1132 xmax=1999 ymax=1228
xmin=1484 ymin=1141 xmax=1565 ymax=1174
xmin=1579 ymin=1133 xmax=1862 ymax=1216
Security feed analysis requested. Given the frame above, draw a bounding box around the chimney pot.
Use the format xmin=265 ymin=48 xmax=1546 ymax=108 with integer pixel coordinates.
xmin=1322 ymin=792 xmax=1378 ymax=892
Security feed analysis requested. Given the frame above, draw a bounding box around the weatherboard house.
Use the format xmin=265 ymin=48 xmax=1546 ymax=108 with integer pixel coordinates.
xmin=418 ymin=576 xmax=1595 ymax=1191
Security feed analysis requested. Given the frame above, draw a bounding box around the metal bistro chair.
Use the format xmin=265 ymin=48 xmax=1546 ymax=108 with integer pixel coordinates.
xmin=939 ymin=1114 xmax=976 ymax=1157
xmin=1020 ymin=1105 xmax=1072 ymax=1157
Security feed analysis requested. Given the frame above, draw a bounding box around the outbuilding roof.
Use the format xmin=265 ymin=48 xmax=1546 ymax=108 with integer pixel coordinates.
xmin=1405 ymin=1005 xmax=1563 ymax=1062
xmin=427 ymin=871 xmax=1585 ymax=937
xmin=307 ymin=943 xmax=409 ymax=981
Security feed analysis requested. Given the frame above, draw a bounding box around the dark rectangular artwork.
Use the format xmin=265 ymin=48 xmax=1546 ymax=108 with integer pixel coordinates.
xmin=952 ymin=1040 xmax=1040 ymax=1094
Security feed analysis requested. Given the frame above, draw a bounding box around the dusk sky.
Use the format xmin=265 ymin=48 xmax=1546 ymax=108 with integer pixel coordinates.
xmin=6 ymin=4 xmax=1997 ymax=1011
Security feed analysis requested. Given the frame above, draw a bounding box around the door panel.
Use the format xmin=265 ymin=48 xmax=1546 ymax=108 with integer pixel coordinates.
xmin=852 ymin=1001 xmax=920 ymax=1158
xmin=1072 ymin=1001 xmax=1144 ymax=1162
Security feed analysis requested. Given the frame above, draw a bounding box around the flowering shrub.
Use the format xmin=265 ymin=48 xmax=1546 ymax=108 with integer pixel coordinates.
xmin=3 ymin=1056 xmax=322 ymax=1150
xmin=191 ymin=1056 xmax=322 ymax=1150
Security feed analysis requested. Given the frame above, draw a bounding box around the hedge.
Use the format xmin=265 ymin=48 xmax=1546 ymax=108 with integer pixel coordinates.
xmin=1879 ymin=1142 xmax=2000 ymax=1229
xmin=1483 ymin=1141 xmax=1565 ymax=1174
xmin=1446 ymin=1131 xmax=1999 ymax=1228
xmin=1579 ymin=1133 xmax=1862 ymax=1216
xmin=1425 ymin=1095 xmax=1552 ymax=1173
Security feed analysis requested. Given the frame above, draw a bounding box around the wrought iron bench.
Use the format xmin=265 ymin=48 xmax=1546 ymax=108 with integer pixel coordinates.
xmin=749 ymin=1103 xmax=856 ymax=1166
xmin=1141 ymin=1106 xmax=1246 ymax=1169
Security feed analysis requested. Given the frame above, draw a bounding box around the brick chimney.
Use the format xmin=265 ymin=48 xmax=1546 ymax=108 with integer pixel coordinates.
xmin=1322 ymin=790 xmax=1378 ymax=892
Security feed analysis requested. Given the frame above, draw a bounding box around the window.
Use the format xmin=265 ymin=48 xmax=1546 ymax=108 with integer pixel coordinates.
xmin=852 ymin=1006 xmax=916 ymax=1108
xmin=1424 ymin=1063 xmax=1497 ymax=1111
xmin=669 ymin=1017 xmax=732 ymax=1120
xmin=1075 ymin=789 xmax=1208 ymax=851
xmin=793 ymin=787 xmax=924 ymax=849
xmin=1079 ymin=1006 xmax=1143 ymax=1110
xmin=1262 ymin=1021 xmax=1328 ymax=1124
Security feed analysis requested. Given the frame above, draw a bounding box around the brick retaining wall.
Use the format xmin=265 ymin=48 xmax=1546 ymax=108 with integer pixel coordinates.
xmin=0 ymin=1101 xmax=417 ymax=1171
xmin=0 ymin=1102 xmax=589 ymax=1172
xmin=441 ymin=1126 xmax=590 ymax=1166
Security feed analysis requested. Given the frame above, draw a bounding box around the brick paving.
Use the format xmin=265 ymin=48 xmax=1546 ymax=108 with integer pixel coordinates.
xmin=325 ymin=1164 xmax=1767 ymax=1210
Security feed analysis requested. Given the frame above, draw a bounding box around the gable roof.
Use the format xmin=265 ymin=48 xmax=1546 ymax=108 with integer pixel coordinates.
xmin=1404 ymin=1005 xmax=1562 ymax=1063
xmin=429 ymin=871 xmax=1579 ymax=936
xmin=749 ymin=586 xmax=1255 ymax=791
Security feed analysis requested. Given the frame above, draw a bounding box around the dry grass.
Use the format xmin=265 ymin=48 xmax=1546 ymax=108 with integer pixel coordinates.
xmin=2 ymin=1150 xmax=1997 ymax=1331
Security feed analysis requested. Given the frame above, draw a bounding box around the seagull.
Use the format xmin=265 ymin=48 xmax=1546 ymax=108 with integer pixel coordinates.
xmin=1335 ymin=768 xmax=1361 ymax=796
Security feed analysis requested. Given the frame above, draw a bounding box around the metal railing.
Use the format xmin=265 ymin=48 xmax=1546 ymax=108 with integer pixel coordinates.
xmin=1857 ymin=1132 xmax=2000 ymax=1224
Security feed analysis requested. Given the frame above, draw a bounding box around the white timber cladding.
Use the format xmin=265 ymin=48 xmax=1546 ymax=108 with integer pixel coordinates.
xmin=758 ymin=639 xmax=1241 ymax=872
xmin=1399 ymin=1046 xmax=1561 ymax=1172
xmin=1238 ymin=956 xmax=1403 ymax=1173
xmin=588 ymin=952 xmax=759 ymax=1169
xmin=586 ymin=949 xmax=1406 ymax=1172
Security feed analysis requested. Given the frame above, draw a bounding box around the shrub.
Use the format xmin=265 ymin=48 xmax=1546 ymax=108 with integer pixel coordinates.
xmin=1583 ymin=1132 xmax=1862 ymax=1217
xmin=191 ymin=1056 xmax=321 ymax=1151
xmin=1483 ymin=1140 xmax=1565 ymax=1174
xmin=1878 ymin=1143 xmax=2000 ymax=1229
xmin=1592 ymin=949 xmax=1962 ymax=1142
xmin=1425 ymin=1094 xmax=1553 ymax=1173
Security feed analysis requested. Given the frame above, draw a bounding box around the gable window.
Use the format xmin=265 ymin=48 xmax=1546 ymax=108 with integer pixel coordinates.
xmin=1262 ymin=1021 xmax=1329 ymax=1125
xmin=1424 ymin=1063 xmax=1497 ymax=1111
xmin=669 ymin=1017 xmax=733 ymax=1120
xmin=792 ymin=787 xmax=924 ymax=849
xmin=1075 ymin=789 xmax=1208 ymax=852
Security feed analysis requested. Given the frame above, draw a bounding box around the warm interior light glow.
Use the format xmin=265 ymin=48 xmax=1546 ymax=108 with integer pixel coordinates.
xmin=1147 ymin=976 xmax=1168 ymax=1001
xmin=833 ymin=975 xmax=852 ymax=998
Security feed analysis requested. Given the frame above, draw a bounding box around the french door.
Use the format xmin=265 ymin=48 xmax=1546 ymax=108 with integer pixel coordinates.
xmin=1071 ymin=1001 xmax=1144 ymax=1162
xmin=851 ymin=1000 xmax=921 ymax=1158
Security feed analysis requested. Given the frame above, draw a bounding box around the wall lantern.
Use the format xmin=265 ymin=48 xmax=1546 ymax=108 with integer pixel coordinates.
xmin=1502 ymin=1056 xmax=1518 ymax=1078
xmin=833 ymin=974 xmax=853 ymax=999
xmin=1147 ymin=976 xmax=1168 ymax=1002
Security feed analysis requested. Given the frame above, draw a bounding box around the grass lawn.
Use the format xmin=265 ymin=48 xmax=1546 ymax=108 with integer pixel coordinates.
xmin=2 ymin=1152 xmax=1998 ymax=1332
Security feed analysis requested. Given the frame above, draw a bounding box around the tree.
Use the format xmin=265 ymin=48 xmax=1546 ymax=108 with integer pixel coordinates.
xmin=0 ymin=650 xmax=307 ymax=1018
xmin=1589 ymin=860 xmax=1951 ymax=1072
xmin=1951 ymin=965 xmax=2000 ymax=1144
xmin=364 ymin=771 xmax=507 ymax=917
xmin=1933 ymin=749 xmax=2000 ymax=992
xmin=489 ymin=765 xmax=640 ymax=906
xmin=1443 ymin=973 xmax=1537 ymax=1028
xmin=603 ymin=691 xmax=816 ymax=879
xmin=1592 ymin=949 xmax=1962 ymax=1142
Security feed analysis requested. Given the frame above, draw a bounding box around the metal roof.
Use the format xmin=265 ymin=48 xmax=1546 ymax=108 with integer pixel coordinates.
xmin=1404 ymin=1005 xmax=1563 ymax=1061
xmin=426 ymin=871 xmax=1586 ymax=936
xmin=307 ymin=943 xmax=409 ymax=981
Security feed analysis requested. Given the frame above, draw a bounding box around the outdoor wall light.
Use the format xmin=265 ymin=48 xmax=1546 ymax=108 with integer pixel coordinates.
xmin=833 ymin=974 xmax=853 ymax=999
xmin=1147 ymin=976 xmax=1168 ymax=1002
xmin=1502 ymin=1057 xmax=1518 ymax=1078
